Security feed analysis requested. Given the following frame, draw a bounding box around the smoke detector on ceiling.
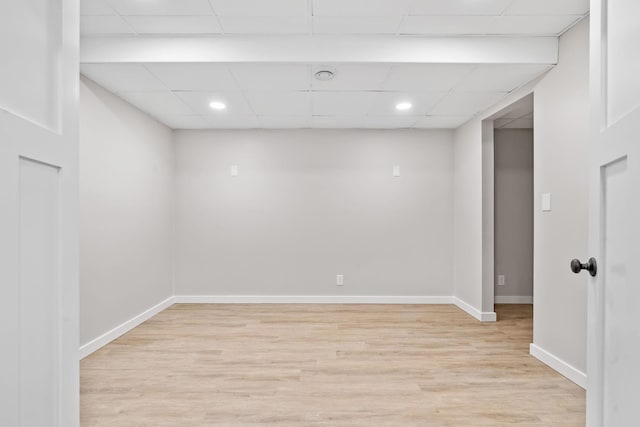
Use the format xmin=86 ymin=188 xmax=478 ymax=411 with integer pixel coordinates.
xmin=314 ymin=69 xmax=336 ymax=81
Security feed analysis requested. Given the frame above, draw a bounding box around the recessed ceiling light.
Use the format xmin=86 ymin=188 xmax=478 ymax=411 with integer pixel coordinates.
xmin=396 ymin=102 xmax=413 ymax=111
xmin=315 ymin=70 xmax=335 ymax=81
xmin=209 ymin=101 xmax=226 ymax=110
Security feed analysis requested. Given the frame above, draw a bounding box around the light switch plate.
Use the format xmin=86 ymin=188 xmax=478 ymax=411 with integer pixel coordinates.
xmin=231 ymin=165 xmax=239 ymax=177
xmin=542 ymin=193 xmax=551 ymax=211
xmin=393 ymin=165 xmax=400 ymax=177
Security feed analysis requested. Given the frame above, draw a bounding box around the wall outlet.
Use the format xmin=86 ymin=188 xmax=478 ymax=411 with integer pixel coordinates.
xmin=497 ymin=275 xmax=505 ymax=286
xmin=393 ymin=165 xmax=400 ymax=177
xmin=230 ymin=165 xmax=239 ymax=177
xmin=336 ymin=274 xmax=344 ymax=286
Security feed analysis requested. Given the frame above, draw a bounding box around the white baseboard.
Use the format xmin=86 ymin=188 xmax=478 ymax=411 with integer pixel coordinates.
xmin=495 ymin=296 xmax=533 ymax=304
xmin=529 ymin=343 xmax=587 ymax=389
xmin=173 ymin=295 xmax=454 ymax=304
xmin=79 ymin=296 xmax=175 ymax=360
xmin=453 ymin=297 xmax=496 ymax=322
xmin=79 ymin=295 xmax=498 ymax=358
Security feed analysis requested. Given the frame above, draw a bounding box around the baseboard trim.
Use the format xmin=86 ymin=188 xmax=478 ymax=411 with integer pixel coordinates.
xmin=495 ymin=296 xmax=533 ymax=304
xmin=79 ymin=295 xmax=499 ymax=358
xmin=529 ymin=343 xmax=587 ymax=389
xmin=453 ymin=297 xmax=496 ymax=322
xmin=79 ymin=296 xmax=175 ymax=360
xmin=173 ymin=295 xmax=454 ymax=304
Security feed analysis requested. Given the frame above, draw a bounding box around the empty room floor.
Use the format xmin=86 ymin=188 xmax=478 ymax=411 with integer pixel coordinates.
xmin=81 ymin=304 xmax=585 ymax=426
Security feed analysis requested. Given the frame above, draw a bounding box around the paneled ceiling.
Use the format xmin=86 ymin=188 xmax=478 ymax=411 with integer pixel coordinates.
xmin=493 ymin=95 xmax=534 ymax=129
xmin=80 ymin=0 xmax=589 ymax=129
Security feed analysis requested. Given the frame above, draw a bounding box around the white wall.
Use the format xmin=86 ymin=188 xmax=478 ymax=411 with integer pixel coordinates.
xmin=532 ymin=19 xmax=589 ymax=374
xmin=79 ymin=76 xmax=174 ymax=346
xmin=494 ymin=129 xmax=534 ymax=301
xmin=174 ymin=129 xmax=454 ymax=298
xmin=453 ymin=121 xmax=484 ymax=310
xmin=452 ymin=18 xmax=589 ymax=380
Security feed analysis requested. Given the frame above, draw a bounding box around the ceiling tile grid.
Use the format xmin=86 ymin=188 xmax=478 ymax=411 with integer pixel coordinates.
xmin=81 ymin=61 xmax=552 ymax=129
xmin=81 ymin=0 xmax=588 ymax=36
xmin=79 ymin=0 xmax=587 ymax=129
xmin=124 ymin=16 xmax=223 ymax=35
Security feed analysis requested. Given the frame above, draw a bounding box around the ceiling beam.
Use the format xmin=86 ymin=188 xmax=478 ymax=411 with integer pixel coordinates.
xmin=81 ymin=36 xmax=558 ymax=65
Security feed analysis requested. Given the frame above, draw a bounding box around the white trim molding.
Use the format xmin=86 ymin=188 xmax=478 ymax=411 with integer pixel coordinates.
xmin=79 ymin=296 xmax=175 ymax=359
xmin=495 ymin=296 xmax=533 ymax=304
xmin=173 ymin=295 xmax=454 ymax=304
xmin=454 ymin=297 xmax=497 ymax=322
xmin=80 ymin=295 xmax=500 ymax=358
xmin=529 ymin=343 xmax=587 ymax=389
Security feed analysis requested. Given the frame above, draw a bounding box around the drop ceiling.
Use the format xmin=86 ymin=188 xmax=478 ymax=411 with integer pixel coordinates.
xmin=80 ymin=0 xmax=589 ymax=130
xmin=493 ymin=95 xmax=534 ymax=129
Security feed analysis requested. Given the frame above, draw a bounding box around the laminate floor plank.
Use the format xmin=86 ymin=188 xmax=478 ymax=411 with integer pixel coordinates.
xmin=81 ymin=304 xmax=585 ymax=426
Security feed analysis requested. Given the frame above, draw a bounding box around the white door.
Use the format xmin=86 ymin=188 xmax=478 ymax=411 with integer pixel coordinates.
xmin=587 ymin=0 xmax=640 ymax=425
xmin=0 ymin=1 xmax=79 ymax=426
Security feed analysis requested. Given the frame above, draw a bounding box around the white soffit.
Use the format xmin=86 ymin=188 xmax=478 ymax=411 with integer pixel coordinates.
xmin=81 ymin=36 xmax=558 ymax=64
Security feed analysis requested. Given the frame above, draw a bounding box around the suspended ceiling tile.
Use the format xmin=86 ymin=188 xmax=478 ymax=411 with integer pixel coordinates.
xmin=497 ymin=96 xmax=534 ymax=119
xmin=312 ymin=116 xmax=370 ymax=128
xmin=365 ymin=116 xmax=422 ymax=128
xmin=245 ymin=92 xmax=312 ymax=116
xmin=205 ymin=115 xmax=260 ymax=128
xmin=455 ymin=64 xmax=551 ymax=92
xmin=313 ymin=0 xmax=413 ymax=17
xmin=145 ymin=64 xmax=239 ymax=91
xmin=430 ymin=91 xmax=507 ymax=116
xmin=106 ymin=0 xmax=214 ymax=16
xmin=368 ymin=92 xmax=447 ymax=116
xmin=498 ymin=115 xmax=534 ymax=129
xmin=119 ymin=91 xmax=193 ymax=116
xmin=505 ymin=0 xmax=589 ymax=16
xmin=156 ymin=115 xmax=209 ymax=130
xmin=81 ymin=64 xmax=166 ymax=92
xmin=414 ymin=115 xmax=471 ymax=128
xmin=176 ymin=91 xmax=254 ymax=115
xmin=490 ymin=15 xmax=582 ymax=35
xmin=494 ymin=118 xmax=514 ymax=128
xmin=313 ymin=16 xmax=403 ymax=35
xmin=399 ymin=15 xmax=496 ymax=35
xmin=313 ymin=92 xmax=378 ymax=116
xmin=218 ymin=16 xmax=310 ymax=34
xmin=311 ymin=64 xmax=390 ymax=92
xmin=209 ymin=0 xmax=309 ymax=17
xmin=399 ymin=15 xmax=581 ymax=35
xmin=258 ymin=116 xmax=312 ymax=129
xmin=80 ymin=0 xmax=115 ymax=16
xmin=124 ymin=16 xmax=222 ymax=34
xmin=382 ymin=64 xmax=475 ymax=92
xmin=80 ymin=16 xmax=133 ymax=35
xmin=408 ymin=0 xmax=512 ymax=16
xmin=230 ymin=64 xmax=311 ymax=91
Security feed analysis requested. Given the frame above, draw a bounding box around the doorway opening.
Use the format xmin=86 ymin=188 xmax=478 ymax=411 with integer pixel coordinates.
xmin=487 ymin=94 xmax=534 ymax=327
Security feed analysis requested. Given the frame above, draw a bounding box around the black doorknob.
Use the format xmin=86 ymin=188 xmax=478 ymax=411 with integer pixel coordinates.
xmin=570 ymin=258 xmax=597 ymax=277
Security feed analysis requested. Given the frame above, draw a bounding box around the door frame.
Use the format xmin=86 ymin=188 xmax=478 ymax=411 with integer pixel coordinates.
xmin=480 ymin=91 xmax=536 ymax=318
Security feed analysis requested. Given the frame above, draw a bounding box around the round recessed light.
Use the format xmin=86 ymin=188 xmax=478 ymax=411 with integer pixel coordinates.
xmin=396 ymin=102 xmax=413 ymax=111
xmin=209 ymin=101 xmax=227 ymax=110
xmin=314 ymin=70 xmax=335 ymax=81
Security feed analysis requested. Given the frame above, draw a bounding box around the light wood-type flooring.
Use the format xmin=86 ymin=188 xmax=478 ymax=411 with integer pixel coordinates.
xmin=81 ymin=304 xmax=585 ymax=426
